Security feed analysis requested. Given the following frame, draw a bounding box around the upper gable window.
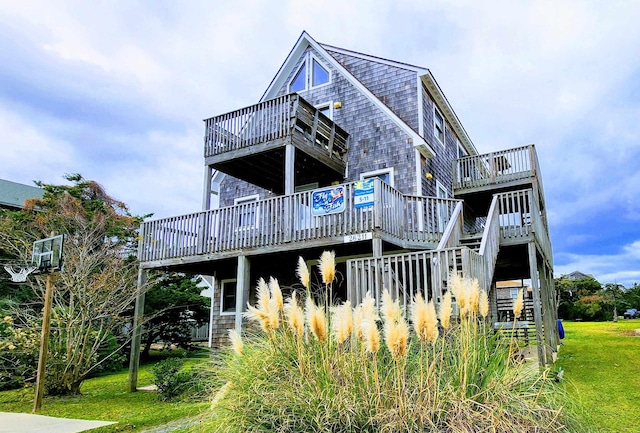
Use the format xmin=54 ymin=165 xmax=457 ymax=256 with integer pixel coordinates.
xmin=434 ymin=106 xmax=445 ymax=146
xmin=289 ymin=53 xmax=331 ymax=93
xmin=290 ymin=64 xmax=306 ymax=92
xmin=312 ymin=59 xmax=329 ymax=87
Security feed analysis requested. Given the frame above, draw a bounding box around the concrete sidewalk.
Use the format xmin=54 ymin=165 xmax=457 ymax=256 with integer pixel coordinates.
xmin=0 ymin=412 xmax=115 ymax=433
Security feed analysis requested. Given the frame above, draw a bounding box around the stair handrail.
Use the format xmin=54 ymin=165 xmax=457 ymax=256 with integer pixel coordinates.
xmin=436 ymin=201 xmax=464 ymax=250
xmin=478 ymin=194 xmax=500 ymax=291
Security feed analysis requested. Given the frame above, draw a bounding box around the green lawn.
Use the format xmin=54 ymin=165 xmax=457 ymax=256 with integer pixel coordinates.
xmin=558 ymin=319 xmax=640 ymax=433
xmin=0 ymin=357 xmax=210 ymax=432
xmin=1 ymin=322 xmax=638 ymax=432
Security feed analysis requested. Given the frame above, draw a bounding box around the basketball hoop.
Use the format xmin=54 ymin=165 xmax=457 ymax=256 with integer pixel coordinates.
xmin=3 ymin=265 xmax=37 ymax=283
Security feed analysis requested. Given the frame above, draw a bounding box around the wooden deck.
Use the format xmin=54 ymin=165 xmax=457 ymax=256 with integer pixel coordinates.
xmin=138 ymin=180 xmax=460 ymax=268
xmin=454 ymin=145 xmax=546 ymax=209
xmin=204 ymin=94 xmax=350 ymax=193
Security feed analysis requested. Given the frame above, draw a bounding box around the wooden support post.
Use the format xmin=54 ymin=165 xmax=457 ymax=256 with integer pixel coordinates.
xmin=235 ymin=256 xmax=250 ymax=331
xmin=202 ymin=165 xmax=213 ymax=211
xmin=128 ymin=268 xmax=147 ymax=393
xmin=373 ymin=178 xmax=382 ymax=229
xmin=538 ymin=259 xmax=556 ymax=361
xmin=33 ymin=272 xmax=54 ymax=412
xmin=285 ymin=144 xmax=295 ymax=195
xmin=372 ymin=237 xmax=383 ymax=258
xmin=528 ymin=242 xmax=546 ymax=367
xmin=208 ymin=276 xmax=217 ymax=348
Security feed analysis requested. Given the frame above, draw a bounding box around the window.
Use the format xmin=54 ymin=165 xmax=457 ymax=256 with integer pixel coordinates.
xmin=290 ymin=63 xmax=306 ymax=92
xmin=457 ymin=139 xmax=467 ymax=158
xmin=316 ymin=102 xmax=333 ymax=120
xmin=288 ymin=54 xmax=330 ymax=92
xmin=361 ymin=168 xmax=395 ymax=188
xmin=436 ymin=180 xmax=449 ymax=232
xmin=312 ymin=59 xmax=329 ymax=87
xmin=220 ymin=279 xmax=238 ymax=315
xmin=434 ymin=106 xmax=445 ymax=145
xmin=510 ymin=288 xmax=520 ymax=299
xmin=234 ymin=194 xmax=259 ymax=229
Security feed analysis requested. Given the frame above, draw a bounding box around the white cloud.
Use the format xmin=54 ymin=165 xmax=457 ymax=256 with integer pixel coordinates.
xmin=1 ymin=0 xmax=640 ymax=283
xmin=555 ymin=240 xmax=640 ymax=286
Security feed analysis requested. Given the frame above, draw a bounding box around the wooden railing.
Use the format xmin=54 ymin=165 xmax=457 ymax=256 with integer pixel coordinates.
xmin=479 ymin=195 xmax=500 ymax=289
xmin=345 ymin=188 xmax=554 ymax=314
xmin=139 ymin=180 xmax=462 ymax=263
xmin=204 ymin=93 xmax=349 ymax=162
xmin=346 ymin=248 xmax=486 ymax=313
xmin=437 ymin=201 xmax=464 ymax=250
xmin=454 ymin=145 xmax=543 ymax=194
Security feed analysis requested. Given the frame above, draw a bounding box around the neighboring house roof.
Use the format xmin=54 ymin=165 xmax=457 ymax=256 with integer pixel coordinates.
xmin=0 ymin=179 xmax=44 ymax=210
xmin=565 ymin=271 xmax=593 ymax=280
xmin=261 ymin=31 xmax=478 ymax=158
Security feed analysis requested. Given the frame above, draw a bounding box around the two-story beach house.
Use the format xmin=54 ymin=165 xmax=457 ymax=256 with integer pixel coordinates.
xmin=129 ymin=32 xmax=558 ymax=388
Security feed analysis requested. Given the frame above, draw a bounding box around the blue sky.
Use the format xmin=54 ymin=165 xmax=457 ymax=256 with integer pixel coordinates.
xmin=1 ymin=1 xmax=639 ymax=286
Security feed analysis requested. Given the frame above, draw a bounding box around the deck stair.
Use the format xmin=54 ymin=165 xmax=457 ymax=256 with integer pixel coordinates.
xmin=459 ymin=234 xmax=482 ymax=253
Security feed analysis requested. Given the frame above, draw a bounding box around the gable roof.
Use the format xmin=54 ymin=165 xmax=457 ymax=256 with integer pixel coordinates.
xmin=0 ymin=179 xmax=43 ymax=210
xmin=261 ymin=31 xmax=435 ymax=158
xmin=261 ymin=31 xmax=477 ymax=157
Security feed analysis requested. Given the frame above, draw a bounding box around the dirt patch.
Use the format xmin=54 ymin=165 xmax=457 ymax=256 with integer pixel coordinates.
xmin=621 ymin=329 xmax=640 ymax=336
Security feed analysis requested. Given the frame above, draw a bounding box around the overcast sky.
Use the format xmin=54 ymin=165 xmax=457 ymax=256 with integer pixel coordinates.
xmin=1 ymin=1 xmax=639 ymax=286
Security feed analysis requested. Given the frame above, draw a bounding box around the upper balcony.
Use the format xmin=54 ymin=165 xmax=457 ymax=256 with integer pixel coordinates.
xmin=453 ymin=145 xmax=546 ymax=214
xmin=204 ymin=94 xmax=349 ymax=194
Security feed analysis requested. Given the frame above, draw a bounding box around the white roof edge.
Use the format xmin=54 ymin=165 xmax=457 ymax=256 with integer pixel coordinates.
xmin=262 ymin=32 xmax=434 ymax=158
xmin=420 ymin=72 xmax=478 ymax=156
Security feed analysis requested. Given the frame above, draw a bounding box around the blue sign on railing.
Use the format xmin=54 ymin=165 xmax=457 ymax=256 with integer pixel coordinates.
xmin=311 ymin=186 xmax=345 ymax=216
xmin=353 ymin=179 xmax=375 ymax=209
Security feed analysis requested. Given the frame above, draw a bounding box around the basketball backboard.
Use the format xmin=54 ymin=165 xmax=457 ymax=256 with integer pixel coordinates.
xmin=31 ymin=234 xmax=64 ymax=273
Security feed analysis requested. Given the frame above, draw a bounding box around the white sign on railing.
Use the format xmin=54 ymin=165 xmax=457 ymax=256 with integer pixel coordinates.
xmin=311 ymin=186 xmax=346 ymax=216
xmin=353 ymin=179 xmax=374 ymax=208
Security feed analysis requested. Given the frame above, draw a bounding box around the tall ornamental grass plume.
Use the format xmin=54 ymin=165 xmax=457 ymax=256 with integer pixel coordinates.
xmin=204 ymin=255 xmax=592 ymax=433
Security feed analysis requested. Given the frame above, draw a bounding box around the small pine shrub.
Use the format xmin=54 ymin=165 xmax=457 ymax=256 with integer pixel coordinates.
xmin=151 ymin=357 xmax=190 ymax=401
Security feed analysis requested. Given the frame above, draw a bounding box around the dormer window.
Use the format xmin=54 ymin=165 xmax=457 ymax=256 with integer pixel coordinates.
xmin=289 ymin=54 xmax=330 ymax=92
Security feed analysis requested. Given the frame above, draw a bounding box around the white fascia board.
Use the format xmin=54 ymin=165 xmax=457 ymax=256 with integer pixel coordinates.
xmin=262 ymin=32 xmax=435 ymax=158
xmin=420 ymin=72 xmax=478 ymax=156
xmin=260 ymin=31 xmax=311 ymax=102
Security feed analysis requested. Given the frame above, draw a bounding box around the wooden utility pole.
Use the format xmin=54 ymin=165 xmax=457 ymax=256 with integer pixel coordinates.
xmin=33 ymin=271 xmax=54 ymax=412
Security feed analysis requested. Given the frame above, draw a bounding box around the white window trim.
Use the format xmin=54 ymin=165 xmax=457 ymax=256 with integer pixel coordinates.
xmin=219 ymin=278 xmax=238 ymax=316
xmin=234 ymin=194 xmax=260 ymax=230
xmin=315 ymin=101 xmax=333 ymax=120
xmin=233 ymin=194 xmax=260 ymax=205
xmin=433 ymin=104 xmax=445 ymax=147
xmin=360 ymin=167 xmax=395 ymax=188
xmin=436 ymin=180 xmax=449 ymax=232
xmin=309 ymin=53 xmax=331 ymax=90
xmin=288 ymin=53 xmax=332 ymax=93
xmin=288 ymin=62 xmax=307 ymax=93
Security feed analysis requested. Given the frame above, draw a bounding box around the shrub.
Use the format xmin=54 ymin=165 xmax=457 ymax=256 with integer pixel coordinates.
xmin=151 ymin=357 xmax=190 ymax=401
xmin=0 ymin=316 xmax=39 ymax=391
xmin=206 ymin=252 xmax=591 ymax=432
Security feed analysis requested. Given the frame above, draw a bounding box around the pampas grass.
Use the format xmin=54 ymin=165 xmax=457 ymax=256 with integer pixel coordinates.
xmin=206 ymin=252 xmax=590 ymax=433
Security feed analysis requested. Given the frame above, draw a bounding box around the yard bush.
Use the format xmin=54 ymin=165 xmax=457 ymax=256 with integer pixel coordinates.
xmin=151 ymin=357 xmax=191 ymax=401
xmin=0 ymin=315 xmax=39 ymax=391
xmin=205 ymin=253 xmax=590 ymax=432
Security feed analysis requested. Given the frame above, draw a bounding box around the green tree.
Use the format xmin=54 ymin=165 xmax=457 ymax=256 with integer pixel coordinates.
xmin=0 ymin=174 xmax=146 ymax=394
xmin=621 ymin=283 xmax=640 ymax=310
xmin=602 ymin=283 xmax=625 ymax=321
xmin=141 ymin=273 xmax=209 ymax=359
xmin=555 ymin=275 xmax=602 ymax=320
